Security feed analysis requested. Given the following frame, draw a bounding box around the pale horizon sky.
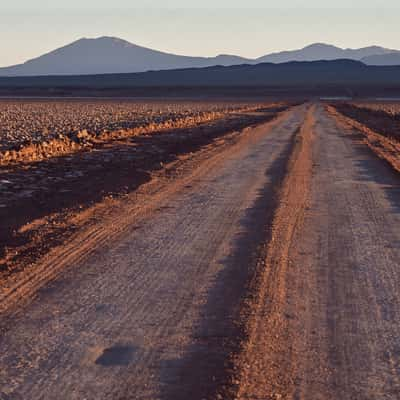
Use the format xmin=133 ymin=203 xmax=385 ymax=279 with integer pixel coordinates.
xmin=1 ymin=0 xmax=400 ymax=67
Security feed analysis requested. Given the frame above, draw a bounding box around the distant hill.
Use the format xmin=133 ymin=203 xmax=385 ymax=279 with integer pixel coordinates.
xmin=2 ymin=60 xmax=400 ymax=89
xmin=1 ymin=37 xmax=400 ymax=77
xmin=0 ymin=37 xmax=252 ymax=77
xmin=257 ymin=43 xmax=396 ymax=64
xmin=361 ymin=52 xmax=400 ymax=66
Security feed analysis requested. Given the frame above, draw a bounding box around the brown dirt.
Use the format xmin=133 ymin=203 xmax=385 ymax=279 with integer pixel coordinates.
xmin=0 ymin=105 xmax=309 ymax=400
xmin=329 ymin=104 xmax=400 ymax=173
xmin=0 ymin=100 xmax=279 ymax=165
xmin=0 ymin=104 xmax=292 ymax=313
xmin=230 ymin=103 xmax=400 ymax=400
xmin=232 ymin=105 xmax=315 ymax=400
xmin=3 ymin=101 xmax=400 ymax=399
xmin=332 ymin=102 xmax=400 ymax=142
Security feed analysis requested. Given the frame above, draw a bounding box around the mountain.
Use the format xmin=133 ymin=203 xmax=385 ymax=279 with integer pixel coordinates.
xmin=3 ymin=60 xmax=400 ymax=88
xmin=0 ymin=37 xmax=252 ymax=77
xmin=361 ymin=52 xmax=400 ymax=66
xmin=256 ymin=43 xmax=396 ymax=63
xmin=0 ymin=38 xmax=399 ymax=77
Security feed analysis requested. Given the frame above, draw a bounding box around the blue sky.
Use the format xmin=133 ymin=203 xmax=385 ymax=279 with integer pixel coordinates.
xmin=1 ymin=1 xmax=400 ymax=67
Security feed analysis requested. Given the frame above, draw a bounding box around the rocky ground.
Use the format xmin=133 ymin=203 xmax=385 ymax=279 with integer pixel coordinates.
xmin=0 ymin=101 xmax=289 ymax=284
xmin=0 ymin=99 xmax=279 ymax=164
xmin=2 ymin=101 xmax=400 ymax=399
xmin=332 ymin=102 xmax=400 ymax=141
xmin=330 ymin=102 xmax=400 ymax=173
xmin=350 ymin=101 xmax=400 ymax=116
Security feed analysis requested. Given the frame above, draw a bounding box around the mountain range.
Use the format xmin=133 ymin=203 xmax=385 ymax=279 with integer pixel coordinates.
xmin=3 ymin=60 xmax=400 ymax=87
xmin=1 ymin=37 xmax=400 ymax=77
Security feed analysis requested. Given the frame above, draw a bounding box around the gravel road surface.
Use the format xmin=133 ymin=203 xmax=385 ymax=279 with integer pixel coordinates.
xmin=238 ymin=104 xmax=400 ymax=399
xmin=0 ymin=105 xmax=307 ymax=399
xmin=2 ymin=103 xmax=400 ymax=400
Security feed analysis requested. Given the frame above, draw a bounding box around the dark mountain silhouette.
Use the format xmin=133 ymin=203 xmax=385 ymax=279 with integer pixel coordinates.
xmin=0 ymin=38 xmax=399 ymax=77
xmin=2 ymin=60 xmax=400 ymax=88
xmin=361 ymin=52 xmax=400 ymax=66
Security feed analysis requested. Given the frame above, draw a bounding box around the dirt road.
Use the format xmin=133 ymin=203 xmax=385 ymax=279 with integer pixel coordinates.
xmin=0 ymin=105 xmax=307 ymax=399
xmin=2 ymin=103 xmax=400 ymax=400
xmin=238 ymin=104 xmax=400 ymax=399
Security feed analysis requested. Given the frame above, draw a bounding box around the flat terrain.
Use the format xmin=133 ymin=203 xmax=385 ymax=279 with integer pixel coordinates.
xmin=237 ymin=104 xmax=400 ymax=399
xmin=0 ymin=99 xmax=270 ymax=152
xmin=1 ymin=100 xmax=400 ymax=399
xmin=0 ymin=101 xmax=286 ymax=278
xmin=333 ymin=101 xmax=400 ymax=142
xmin=0 ymin=104 xmax=306 ymax=399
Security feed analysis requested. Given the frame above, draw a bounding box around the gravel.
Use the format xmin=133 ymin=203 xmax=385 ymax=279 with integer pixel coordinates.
xmin=0 ymin=99 xmax=270 ymax=151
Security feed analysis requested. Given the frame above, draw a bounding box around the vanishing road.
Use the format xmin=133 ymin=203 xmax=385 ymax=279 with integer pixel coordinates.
xmin=1 ymin=103 xmax=400 ymax=399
